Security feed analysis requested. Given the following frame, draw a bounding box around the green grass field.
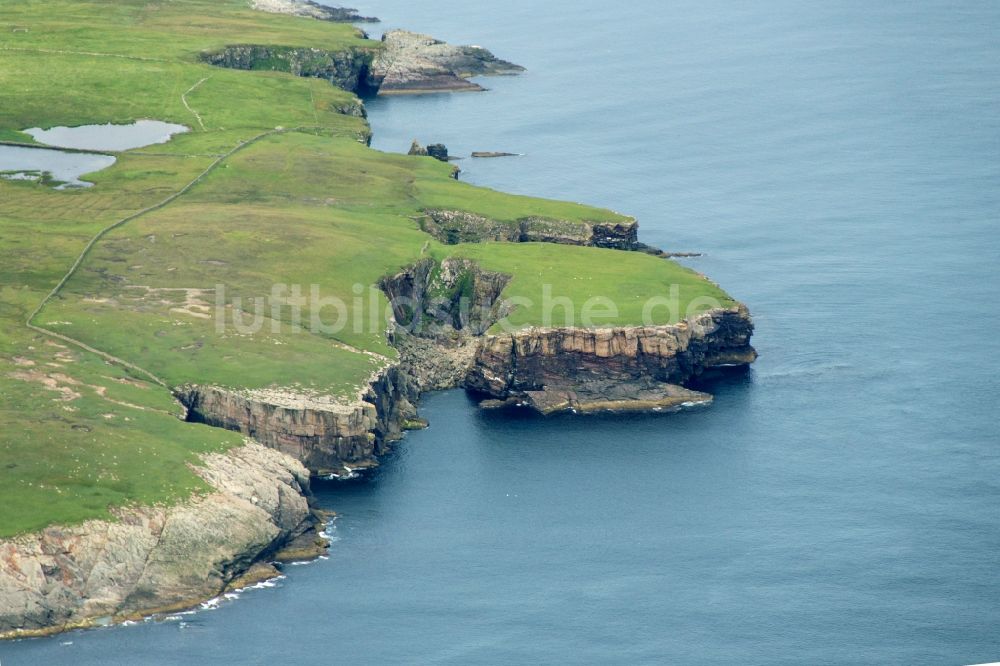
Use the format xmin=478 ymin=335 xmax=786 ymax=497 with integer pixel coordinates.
xmin=0 ymin=0 xmax=737 ymax=536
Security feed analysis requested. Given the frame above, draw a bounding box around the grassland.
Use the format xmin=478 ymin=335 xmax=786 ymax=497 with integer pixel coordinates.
xmin=0 ymin=0 xmax=736 ymax=536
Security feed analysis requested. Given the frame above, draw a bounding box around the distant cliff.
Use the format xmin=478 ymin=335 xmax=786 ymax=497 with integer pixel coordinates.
xmin=200 ymin=44 xmax=378 ymax=95
xmin=200 ymin=28 xmax=524 ymax=97
xmin=370 ymin=30 xmax=525 ymax=94
xmin=419 ymin=210 xmax=638 ymax=249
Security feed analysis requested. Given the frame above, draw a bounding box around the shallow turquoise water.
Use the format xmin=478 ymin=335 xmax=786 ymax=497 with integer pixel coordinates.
xmin=4 ymin=1 xmax=999 ymax=663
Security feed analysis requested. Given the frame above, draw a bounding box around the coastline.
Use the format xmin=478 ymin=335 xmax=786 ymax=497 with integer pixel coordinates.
xmin=0 ymin=442 xmax=320 ymax=640
xmin=0 ymin=0 xmax=755 ymax=639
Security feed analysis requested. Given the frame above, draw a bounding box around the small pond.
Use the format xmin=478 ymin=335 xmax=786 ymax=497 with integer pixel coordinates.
xmin=0 ymin=145 xmax=116 ymax=189
xmin=23 ymin=119 xmax=189 ymax=151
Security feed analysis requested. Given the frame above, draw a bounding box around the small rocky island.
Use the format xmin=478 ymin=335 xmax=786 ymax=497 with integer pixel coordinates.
xmin=0 ymin=0 xmax=754 ymax=638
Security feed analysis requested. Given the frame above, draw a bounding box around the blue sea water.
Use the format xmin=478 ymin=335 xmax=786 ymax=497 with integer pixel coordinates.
xmin=5 ymin=0 xmax=999 ymax=663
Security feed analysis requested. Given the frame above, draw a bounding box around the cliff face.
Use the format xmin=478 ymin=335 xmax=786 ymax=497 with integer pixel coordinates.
xmin=466 ymin=306 xmax=757 ymax=414
xmin=200 ymin=45 xmax=377 ymax=95
xmin=381 ymin=257 xmax=511 ymax=337
xmin=202 ymin=29 xmax=523 ymax=98
xmin=421 ymin=209 xmax=639 ymax=249
xmin=178 ymin=367 xmax=417 ymax=477
xmin=378 ymin=260 xmax=757 ymax=415
xmin=0 ymin=443 xmax=317 ymax=638
xmin=380 ymin=258 xmax=510 ymax=394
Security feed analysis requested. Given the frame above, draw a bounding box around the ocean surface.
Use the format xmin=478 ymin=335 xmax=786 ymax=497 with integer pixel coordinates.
xmin=5 ymin=0 xmax=999 ymax=663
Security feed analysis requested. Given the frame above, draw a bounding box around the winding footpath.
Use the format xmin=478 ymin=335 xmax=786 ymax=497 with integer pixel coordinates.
xmin=181 ymin=76 xmax=211 ymax=131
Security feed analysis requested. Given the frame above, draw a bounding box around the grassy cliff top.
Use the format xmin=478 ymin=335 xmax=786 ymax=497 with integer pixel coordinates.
xmin=0 ymin=0 xmax=735 ymax=536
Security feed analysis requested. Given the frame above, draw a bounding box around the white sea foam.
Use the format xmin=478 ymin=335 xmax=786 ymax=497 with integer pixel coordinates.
xmin=200 ymin=597 xmax=222 ymax=610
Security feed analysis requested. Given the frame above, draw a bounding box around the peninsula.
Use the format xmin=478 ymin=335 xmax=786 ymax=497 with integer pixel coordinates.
xmin=0 ymin=0 xmax=755 ymax=637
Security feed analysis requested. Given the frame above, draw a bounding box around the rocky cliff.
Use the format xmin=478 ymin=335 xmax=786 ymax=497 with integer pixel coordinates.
xmin=177 ymin=366 xmax=417 ymax=477
xmin=465 ymin=306 xmax=757 ymax=414
xmin=380 ymin=258 xmax=512 ymax=394
xmin=420 ymin=209 xmax=639 ymax=249
xmin=205 ymin=25 xmax=522 ymax=99
xmin=200 ymin=44 xmax=377 ymax=95
xmin=380 ymin=257 xmax=512 ymax=338
xmin=379 ymin=259 xmax=756 ymax=415
xmin=371 ymin=30 xmax=525 ymax=94
xmin=0 ymin=442 xmax=320 ymax=638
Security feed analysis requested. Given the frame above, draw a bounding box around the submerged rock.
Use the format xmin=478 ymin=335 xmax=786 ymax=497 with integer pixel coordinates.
xmin=370 ymin=30 xmax=525 ymax=95
xmin=471 ymin=151 xmax=520 ymax=158
xmin=482 ymin=379 xmax=713 ymax=415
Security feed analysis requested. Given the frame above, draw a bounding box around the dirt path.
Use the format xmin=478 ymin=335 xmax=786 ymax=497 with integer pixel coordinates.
xmin=182 ymin=77 xmax=210 ymax=131
xmin=0 ymin=46 xmax=168 ymax=63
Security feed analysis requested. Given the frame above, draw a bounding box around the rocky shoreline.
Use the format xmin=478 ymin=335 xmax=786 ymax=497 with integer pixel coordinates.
xmin=0 ymin=2 xmax=756 ymax=639
xmin=199 ymin=28 xmax=525 ymax=99
xmin=179 ymin=264 xmax=757 ymax=478
xmin=0 ymin=443 xmax=322 ymax=639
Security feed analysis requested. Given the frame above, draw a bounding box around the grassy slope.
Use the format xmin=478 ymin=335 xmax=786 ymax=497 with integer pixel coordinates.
xmin=0 ymin=0 xmax=735 ymax=536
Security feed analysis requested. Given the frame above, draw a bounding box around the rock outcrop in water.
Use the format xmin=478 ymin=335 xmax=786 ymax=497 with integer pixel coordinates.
xmin=370 ymin=30 xmax=525 ymax=94
xmin=409 ymin=140 xmax=450 ymax=162
xmin=0 ymin=443 xmax=320 ymax=638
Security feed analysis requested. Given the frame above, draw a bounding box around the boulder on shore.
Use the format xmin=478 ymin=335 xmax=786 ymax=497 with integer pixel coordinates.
xmin=409 ymin=140 xmax=450 ymax=162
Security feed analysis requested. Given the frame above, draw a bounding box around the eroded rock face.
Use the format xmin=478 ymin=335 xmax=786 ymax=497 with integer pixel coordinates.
xmin=370 ymin=30 xmax=524 ymax=95
xmin=177 ymin=367 xmax=417 ymax=476
xmin=0 ymin=443 xmax=315 ymax=638
xmin=200 ymin=44 xmax=377 ymax=94
xmin=389 ymin=330 xmax=481 ymax=394
xmin=381 ymin=257 xmax=512 ymax=338
xmin=466 ymin=306 xmax=757 ymax=413
xmin=421 ymin=209 xmax=639 ymax=249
